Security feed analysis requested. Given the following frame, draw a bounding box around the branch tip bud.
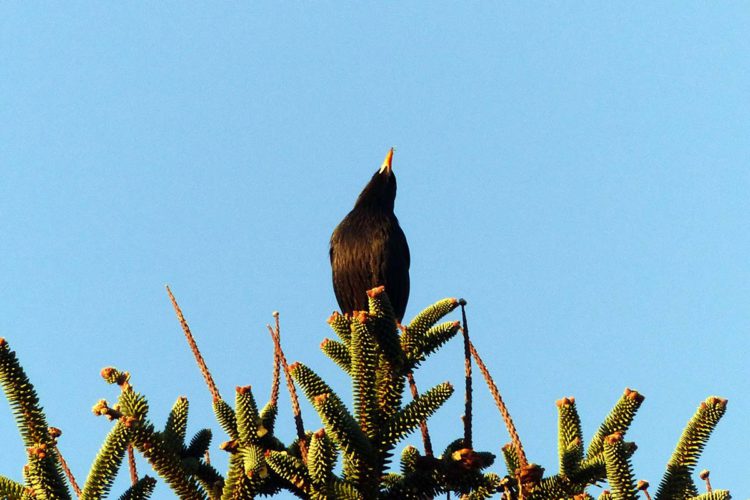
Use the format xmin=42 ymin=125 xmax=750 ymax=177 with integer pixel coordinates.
xmin=556 ymin=397 xmax=575 ymax=407
xmin=220 ymin=440 xmax=239 ymax=453
xmin=518 ymin=463 xmax=544 ymax=484
xmin=604 ymin=431 xmax=624 ymax=444
xmin=624 ymin=387 xmax=645 ymax=402
xmin=355 ymin=311 xmax=369 ymax=323
xmin=707 ymin=396 xmax=727 ymax=407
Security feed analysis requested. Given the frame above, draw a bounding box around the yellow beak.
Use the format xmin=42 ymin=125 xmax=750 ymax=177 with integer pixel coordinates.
xmin=379 ymin=147 xmax=395 ymax=174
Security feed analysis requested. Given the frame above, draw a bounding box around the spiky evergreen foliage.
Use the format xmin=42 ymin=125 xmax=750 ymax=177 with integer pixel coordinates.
xmin=0 ymin=291 xmax=733 ymax=499
xmin=688 ymin=492 xmax=731 ymax=500
xmin=0 ymin=474 xmax=30 ymax=499
xmin=602 ymin=432 xmax=637 ymax=500
xmin=557 ymin=397 xmax=583 ymax=478
xmin=163 ymin=396 xmax=189 ymax=450
xmin=291 ymin=288 xmax=470 ymax=498
xmin=93 ymin=370 xmax=214 ymax=500
xmin=0 ymin=338 xmax=70 ymax=500
xmin=518 ymin=387 xmax=730 ymax=500
xmin=321 ymin=338 xmax=351 ymax=373
xmin=116 ymin=476 xmax=157 ymax=500
xmin=80 ymin=421 xmax=132 ymax=499
xmin=587 ymin=388 xmax=645 ymax=458
xmin=655 ymin=397 xmax=728 ymax=500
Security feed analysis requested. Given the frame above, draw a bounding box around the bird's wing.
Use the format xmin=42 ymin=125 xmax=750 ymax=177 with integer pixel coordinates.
xmin=330 ymin=229 xmax=373 ymax=314
xmin=381 ymin=222 xmax=410 ymax=322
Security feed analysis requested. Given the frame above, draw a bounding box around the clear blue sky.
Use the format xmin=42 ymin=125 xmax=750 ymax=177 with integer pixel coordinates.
xmin=1 ymin=4 xmax=748 ymax=499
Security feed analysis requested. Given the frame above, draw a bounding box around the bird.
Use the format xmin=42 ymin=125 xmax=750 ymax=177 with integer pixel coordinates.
xmin=330 ymin=148 xmax=410 ymax=322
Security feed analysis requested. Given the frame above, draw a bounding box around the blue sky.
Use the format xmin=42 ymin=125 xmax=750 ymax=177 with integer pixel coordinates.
xmin=1 ymin=3 xmax=748 ymax=498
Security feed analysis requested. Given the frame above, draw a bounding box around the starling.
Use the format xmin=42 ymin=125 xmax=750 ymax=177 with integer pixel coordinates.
xmin=330 ymin=148 xmax=410 ymax=321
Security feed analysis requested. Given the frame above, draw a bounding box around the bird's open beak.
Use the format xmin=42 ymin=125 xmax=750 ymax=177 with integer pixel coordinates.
xmin=378 ymin=147 xmax=394 ymax=175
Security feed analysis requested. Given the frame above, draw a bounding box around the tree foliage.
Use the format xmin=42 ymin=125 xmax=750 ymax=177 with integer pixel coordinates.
xmin=0 ymin=288 xmax=730 ymax=499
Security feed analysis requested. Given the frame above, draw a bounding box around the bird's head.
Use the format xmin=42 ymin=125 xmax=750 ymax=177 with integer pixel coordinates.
xmin=354 ymin=148 xmax=397 ymax=212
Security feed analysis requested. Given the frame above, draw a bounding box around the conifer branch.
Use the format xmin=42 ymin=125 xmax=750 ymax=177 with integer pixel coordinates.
xmin=235 ymin=385 xmax=260 ymax=445
xmin=382 ymin=382 xmax=453 ymax=446
xmin=50 ymin=428 xmax=81 ymax=498
xmin=163 ymin=397 xmax=189 ymax=449
xmin=406 ymin=372 xmax=433 ymax=456
xmin=213 ymin=398 xmax=238 ymax=440
xmin=0 ymin=338 xmax=71 ymax=500
xmin=267 ymin=313 xmax=308 ymax=461
xmin=655 ymin=397 xmax=728 ymax=500
xmin=0 ymin=475 xmax=28 ymax=499
xmin=265 ymin=451 xmax=309 ymax=494
xmin=128 ymin=445 xmax=138 ymax=486
xmin=186 ymin=429 xmax=213 ymax=459
xmin=459 ymin=299 xmax=473 ymax=450
xmin=320 ymin=339 xmax=351 ymax=374
xmin=688 ymin=491 xmax=731 ymax=500
xmin=270 ymin=337 xmax=281 ymax=408
xmin=638 ymin=479 xmax=652 ymax=500
xmin=290 ymin=363 xmax=374 ymax=462
xmin=80 ymin=420 xmax=132 ymax=500
xmin=327 ymin=311 xmax=352 ymax=346
xmin=166 ymin=286 xmax=221 ymax=402
xmin=349 ymin=312 xmax=379 ymax=438
xmin=603 ymin=432 xmax=637 ymax=500
xmin=57 ymin=447 xmax=82 ymax=498
xmin=700 ymin=469 xmax=712 ymax=493
xmin=306 ymin=429 xmax=337 ymax=488
xmin=468 ymin=340 xmax=527 ymax=468
xmin=502 ymin=443 xmax=521 ymax=478
xmin=406 ymin=298 xmax=460 ymax=337
xmin=586 ymin=388 xmax=644 ymax=459
xmin=116 ymin=476 xmax=157 ymax=500
xmin=556 ymin=397 xmax=583 ymax=478
xmin=130 ymin=421 xmax=207 ymax=499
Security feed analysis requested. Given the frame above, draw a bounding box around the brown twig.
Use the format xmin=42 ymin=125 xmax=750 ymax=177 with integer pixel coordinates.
xmin=127 ymin=444 xmax=138 ymax=485
xmin=700 ymin=470 xmax=712 ymax=493
xmin=270 ymin=333 xmax=281 ymax=408
xmin=468 ymin=340 xmax=527 ymax=467
xmin=637 ymin=480 xmax=652 ymax=500
xmin=267 ymin=312 xmax=308 ymax=462
xmin=406 ymin=371 xmax=433 ymax=456
xmin=205 ymin=449 xmax=211 ymax=465
xmin=166 ymin=285 xmax=221 ymax=402
xmin=459 ymin=299 xmax=472 ymax=449
xmin=55 ymin=445 xmax=81 ymax=497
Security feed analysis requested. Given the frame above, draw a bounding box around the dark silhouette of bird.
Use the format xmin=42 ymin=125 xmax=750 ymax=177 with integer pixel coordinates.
xmin=330 ymin=148 xmax=410 ymax=322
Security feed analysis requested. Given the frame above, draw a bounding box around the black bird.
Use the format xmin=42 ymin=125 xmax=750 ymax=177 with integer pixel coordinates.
xmin=330 ymin=148 xmax=410 ymax=322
